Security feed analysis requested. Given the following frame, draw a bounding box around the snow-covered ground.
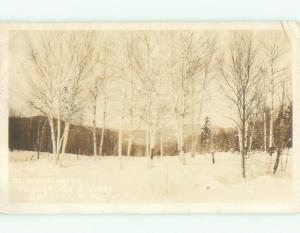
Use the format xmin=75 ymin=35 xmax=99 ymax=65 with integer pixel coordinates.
xmin=9 ymin=150 xmax=293 ymax=203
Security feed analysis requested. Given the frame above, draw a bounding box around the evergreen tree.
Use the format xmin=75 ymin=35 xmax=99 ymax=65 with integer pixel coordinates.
xmin=201 ymin=116 xmax=212 ymax=153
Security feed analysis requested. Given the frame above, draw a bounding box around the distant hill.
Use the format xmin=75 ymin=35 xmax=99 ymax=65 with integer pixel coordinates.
xmin=9 ymin=116 xmax=178 ymax=156
xmin=9 ymin=116 xmax=238 ymax=156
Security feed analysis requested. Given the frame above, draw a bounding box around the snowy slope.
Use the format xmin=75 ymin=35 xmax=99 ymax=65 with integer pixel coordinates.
xmin=9 ymin=150 xmax=293 ymax=203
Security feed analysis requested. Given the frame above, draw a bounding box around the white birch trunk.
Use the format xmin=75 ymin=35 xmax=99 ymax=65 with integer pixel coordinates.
xmin=92 ymin=91 xmax=98 ymax=157
xmin=263 ymin=111 xmax=267 ymax=151
xmin=160 ymin=129 xmax=163 ymax=157
xmin=269 ymin=73 xmax=275 ymax=150
xmin=249 ymin=121 xmax=255 ymax=152
xmin=61 ymin=122 xmax=70 ymax=156
xmin=48 ymin=117 xmax=57 ymax=157
xmin=238 ymin=127 xmax=242 ymax=153
xmin=269 ymin=111 xmax=274 ymax=149
xmin=146 ymin=125 xmax=149 ymax=157
xmin=127 ymin=102 xmax=133 ymax=157
xmin=56 ymin=116 xmax=61 ymax=164
xmin=150 ymin=126 xmax=156 ymax=167
xmin=118 ymin=91 xmax=125 ymax=168
xmin=99 ymin=109 xmax=106 ymax=157
xmin=92 ymin=119 xmax=97 ymax=157
xmin=118 ymin=117 xmax=123 ymax=169
xmin=245 ymin=121 xmax=249 ymax=154
xmin=176 ymin=120 xmax=181 ymax=153
xmin=180 ymin=114 xmax=185 ymax=165
xmin=191 ymin=91 xmax=195 ymax=157
xmin=99 ymin=127 xmax=105 ymax=157
xmin=127 ymin=131 xmax=132 ymax=157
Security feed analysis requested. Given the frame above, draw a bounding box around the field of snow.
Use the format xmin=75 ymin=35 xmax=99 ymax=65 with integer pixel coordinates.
xmin=9 ymin=150 xmax=293 ymax=203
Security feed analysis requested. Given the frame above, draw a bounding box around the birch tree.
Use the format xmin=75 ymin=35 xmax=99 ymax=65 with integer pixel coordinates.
xmin=260 ymin=34 xmax=287 ymax=155
xmin=218 ymin=33 xmax=263 ymax=178
xmin=168 ymin=32 xmax=215 ymax=163
xmin=127 ymin=32 xmax=165 ymax=166
xmin=191 ymin=36 xmax=216 ymax=156
xmin=109 ymin=32 xmax=133 ymax=167
xmin=89 ymin=41 xmax=110 ymax=158
xmin=24 ymin=31 xmax=98 ymax=163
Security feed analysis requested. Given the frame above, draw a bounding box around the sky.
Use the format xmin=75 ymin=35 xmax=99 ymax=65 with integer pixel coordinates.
xmin=8 ymin=28 xmax=292 ymax=130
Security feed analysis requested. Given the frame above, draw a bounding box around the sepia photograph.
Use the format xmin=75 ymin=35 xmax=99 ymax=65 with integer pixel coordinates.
xmin=0 ymin=22 xmax=299 ymax=212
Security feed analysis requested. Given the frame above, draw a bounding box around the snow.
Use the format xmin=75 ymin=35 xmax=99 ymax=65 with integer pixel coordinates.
xmin=9 ymin=150 xmax=293 ymax=203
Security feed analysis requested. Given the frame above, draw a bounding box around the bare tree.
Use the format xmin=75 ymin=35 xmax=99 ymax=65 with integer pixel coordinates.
xmin=88 ymin=41 xmax=111 ymax=158
xmin=108 ymin=32 xmax=133 ymax=168
xmin=260 ymin=34 xmax=287 ymax=154
xmin=99 ymin=85 xmax=108 ymax=157
xmin=127 ymin=32 xmax=165 ymax=166
xmin=273 ymin=78 xmax=292 ymax=174
xmin=90 ymin=76 xmax=99 ymax=157
xmin=168 ymin=32 xmax=216 ymax=163
xmin=124 ymin=66 xmax=140 ymax=157
xmin=191 ymin=36 xmax=217 ymax=157
xmin=218 ymin=33 xmax=263 ymax=178
xmin=24 ymin=31 xmax=98 ymax=164
xmin=35 ymin=117 xmax=47 ymax=160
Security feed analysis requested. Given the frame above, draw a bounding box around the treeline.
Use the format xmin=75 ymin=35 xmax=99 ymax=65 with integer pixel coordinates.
xmin=9 ymin=101 xmax=292 ymax=157
xmin=7 ymin=115 xmax=256 ymax=157
xmin=9 ymin=116 xmax=179 ymax=156
xmin=186 ymin=105 xmax=292 ymax=155
xmin=9 ymin=116 xmax=238 ymax=157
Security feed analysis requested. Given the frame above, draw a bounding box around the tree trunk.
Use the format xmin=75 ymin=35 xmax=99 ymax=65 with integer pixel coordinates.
xmin=241 ymin=120 xmax=247 ymax=178
xmin=249 ymin=121 xmax=255 ymax=152
xmin=127 ymin=105 xmax=133 ymax=157
xmin=193 ymin=133 xmax=199 ymax=155
xmin=61 ymin=122 xmax=70 ymax=156
xmin=127 ymin=132 xmax=132 ymax=157
xmin=48 ymin=117 xmax=57 ymax=159
xmin=99 ymin=127 xmax=105 ymax=157
xmin=241 ymin=128 xmax=246 ymax=178
xmin=99 ymin=99 xmax=106 ymax=157
xmin=284 ymin=147 xmax=289 ymax=172
xmin=241 ymin=93 xmax=246 ymax=178
xmin=269 ymin=112 xmax=274 ymax=150
xmin=263 ymin=111 xmax=267 ymax=151
xmin=180 ymin=114 xmax=185 ymax=165
xmin=176 ymin=122 xmax=180 ymax=153
xmin=145 ymin=124 xmax=151 ymax=168
xmin=160 ymin=129 xmax=163 ymax=157
xmin=56 ymin=116 xmax=61 ymax=164
xmin=92 ymin=119 xmax=97 ymax=157
xmin=92 ymin=94 xmax=97 ymax=157
xmin=211 ymin=152 xmax=215 ymax=164
xmin=245 ymin=121 xmax=249 ymax=155
xmin=241 ymin=150 xmax=246 ymax=178
xmin=274 ymin=108 xmax=284 ymax=174
xmin=191 ymin=135 xmax=195 ymax=157
xmin=118 ymin=123 xmax=123 ymax=156
xmin=191 ymin=93 xmax=195 ymax=157
xmin=118 ymin=115 xmax=124 ymax=169
xmin=193 ymin=90 xmax=205 ymax=156
xmin=149 ymin=126 xmax=156 ymax=168
xmin=273 ymin=148 xmax=282 ymax=174
xmin=238 ymin=127 xmax=242 ymax=153
xmin=269 ymin=77 xmax=274 ymax=152
xmin=146 ymin=125 xmax=149 ymax=157
xmin=37 ymin=119 xmax=47 ymax=160
xmin=36 ymin=118 xmax=42 ymax=160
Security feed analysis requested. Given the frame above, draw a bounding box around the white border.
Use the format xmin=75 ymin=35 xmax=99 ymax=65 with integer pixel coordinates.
xmin=1 ymin=22 xmax=299 ymax=213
